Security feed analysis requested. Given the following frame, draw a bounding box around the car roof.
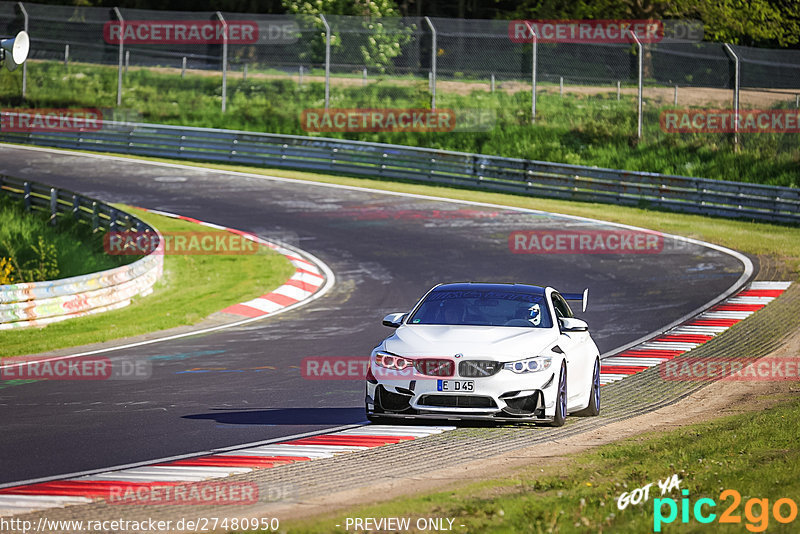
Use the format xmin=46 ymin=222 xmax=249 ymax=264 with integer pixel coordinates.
xmin=430 ymin=282 xmax=547 ymax=296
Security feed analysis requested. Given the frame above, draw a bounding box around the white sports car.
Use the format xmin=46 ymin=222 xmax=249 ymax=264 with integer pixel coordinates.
xmin=365 ymin=282 xmax=601 ymax=425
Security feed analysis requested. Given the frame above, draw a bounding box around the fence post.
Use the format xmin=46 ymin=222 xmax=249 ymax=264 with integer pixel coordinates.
xmin=17 ymin=2 xmax=27 ymax=98
xmin=630 ymin=31 xmax=643 ymax=141
xmin=617 ymin=80 xmax=620 ymax=101
xmin=113 ymin=7 xmax=124 ymax=107
xmin=299 ymin=65 xmax=304 ymax=86
xmin=64 ymin=43 xmax=69 ymax=66
xmin=216 ymin=11 xmax=228 ymax=113
xmin=723 ymin=44 xmax=740 ymax=151
xmin=560 ymin=76 xmax=563 ymax=97
xmin=523 ymin=21 xmax=537 ymax=122
xmin=124 ymin=50 xmax=129 ymax=74
xmin=491 ymin=73 xmax=495 ymax=93
xmin=181 ymin=56 xmax=186 ymax=78
xmin=362 ymin=67 xmax=367 ymax=86
xmin=49 ymin=188 xmax=57 ymax=225
xmin=72 ymin=194 xmax=80 ymax=220
xmin=674 ymin=85 xmax=678 ymax=106
xmin=424 ymin=16 xmax=437 ymax=110
xmin=243 ymin=63 xmax=247 ymax=81
xmin=320 ymin=14 xmax=331 ymax=110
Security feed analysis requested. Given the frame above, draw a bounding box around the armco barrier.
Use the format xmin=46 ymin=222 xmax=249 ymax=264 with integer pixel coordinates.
xmin=0 ymin=118 xmax=798 ymax=224
xmin=0 ymin=175 xmax=163 ymax=329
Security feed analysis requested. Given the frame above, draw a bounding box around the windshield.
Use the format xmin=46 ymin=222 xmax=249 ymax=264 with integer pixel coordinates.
xmin=409 ymin=289 xmax=553 ymax=328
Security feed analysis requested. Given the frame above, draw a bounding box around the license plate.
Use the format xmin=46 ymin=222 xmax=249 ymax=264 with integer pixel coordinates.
xmin=437 ymin=380 xmax=474 ymax=392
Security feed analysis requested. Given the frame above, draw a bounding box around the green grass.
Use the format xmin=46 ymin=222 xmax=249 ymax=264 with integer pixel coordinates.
xmin=280 ymin=396 xmax=800 ymax=533
xmin=0 ymin=194 xmax=134 ymax=282
xmin=1 ymin=60 xmax=798 ymax=187
xmin=0 ymin=206 xmax=295 ymax=357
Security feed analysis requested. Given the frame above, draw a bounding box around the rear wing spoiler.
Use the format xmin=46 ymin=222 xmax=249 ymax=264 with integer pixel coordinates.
xmin=561 ymin=288 xmax=588 ymax=313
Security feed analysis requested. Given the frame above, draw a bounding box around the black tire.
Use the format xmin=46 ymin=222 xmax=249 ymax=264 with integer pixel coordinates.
xmin=575 ymin=358 xmax=601 ymax=417
xmin=548 ymin=365 xmax=567 ymax=427
xmin=367 ymin=413 xmax=387 ymax=424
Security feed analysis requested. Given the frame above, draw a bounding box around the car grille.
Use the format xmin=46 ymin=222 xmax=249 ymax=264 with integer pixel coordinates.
xmin=458 ymin=360 xmax=502 ymax=377
xmin=418 ymin=395 xmax=497 ymax=408
xmin=414 ymin=359 xmax=454 ymax=377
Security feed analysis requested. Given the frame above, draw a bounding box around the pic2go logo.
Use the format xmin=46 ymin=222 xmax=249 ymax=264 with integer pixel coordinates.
xmin=654 ymin=489 xmax=798 ymax=532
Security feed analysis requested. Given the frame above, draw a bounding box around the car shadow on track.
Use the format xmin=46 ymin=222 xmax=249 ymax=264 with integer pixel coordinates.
xmin=183 ymin=407 xmax=367 ymax=426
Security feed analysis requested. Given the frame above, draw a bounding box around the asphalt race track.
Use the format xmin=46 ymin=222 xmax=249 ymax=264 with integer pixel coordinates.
xmin=0 ymin=145 xmax=748 ymax=485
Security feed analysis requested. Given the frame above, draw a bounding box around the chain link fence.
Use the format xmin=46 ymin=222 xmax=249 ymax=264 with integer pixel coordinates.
xmin=1 ymin=1 xmax=799 ymax=160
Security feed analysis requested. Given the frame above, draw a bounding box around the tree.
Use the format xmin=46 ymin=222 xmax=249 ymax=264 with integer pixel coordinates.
xmin=282 ymin=0 xmax=413 ymax=73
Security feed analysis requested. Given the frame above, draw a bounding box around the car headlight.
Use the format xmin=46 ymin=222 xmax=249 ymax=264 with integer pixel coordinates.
xmin=504 ymin=356 xmax=552 ymax=374
xmin=375 ymin=351 xmax=414 ymax=371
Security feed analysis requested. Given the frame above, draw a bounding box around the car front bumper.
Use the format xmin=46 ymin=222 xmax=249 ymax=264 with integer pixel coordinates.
xmin=366 ymin=364 xmax=560 ymax=420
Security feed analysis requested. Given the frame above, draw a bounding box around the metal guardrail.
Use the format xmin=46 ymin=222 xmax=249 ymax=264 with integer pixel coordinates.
xmin=1 ymin=120 xmax=798 ymax=224
xmin=0 ymin=174 xmax=163 ymax=329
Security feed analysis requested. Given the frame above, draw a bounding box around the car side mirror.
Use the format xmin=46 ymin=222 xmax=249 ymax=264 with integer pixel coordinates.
xmin=382 ymin=312 xmax=407 ymax=328
xmin=559 ymin=317 xmax=588 ymax=332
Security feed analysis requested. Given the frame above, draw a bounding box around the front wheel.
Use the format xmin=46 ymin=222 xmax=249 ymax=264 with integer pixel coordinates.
xmin=576 ymin=358 xmax=601 ymax=417
xmin=548 ymin=365 xmax=567 ymax=427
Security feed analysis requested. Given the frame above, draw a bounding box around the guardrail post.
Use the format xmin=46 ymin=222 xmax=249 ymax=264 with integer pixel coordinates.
xmin=91 ymin=202 xmax=99 ymax=232
xmin=23 ymin=181 xmax=31 ymax=211
xmin=110 ymin=209 xmax=118 ymax=231
xmin=49 ymin=188 xmax=57 ymax=225
xmin=216 ymin=11 xmax=228 ymax=113
xmin=523 ymin=21 xmax=537 ymax=122
xmin=320 ymin=15 xmax=331 ymax=110
xmin=113 ymin=7 xmax=124 ymax=107
xmin=17 ymin=2 xmax=28 ymax=98
xmin=72 ymin=194 xmax=80 ymax=220
xmin=425 ymin=16 xmax=437 ymax=110
xmin=723 ymin=43 xmax=740 ymax=152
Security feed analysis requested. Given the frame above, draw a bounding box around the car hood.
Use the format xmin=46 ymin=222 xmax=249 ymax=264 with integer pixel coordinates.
xmin=383 ymin=325 xmax=559 ymax=362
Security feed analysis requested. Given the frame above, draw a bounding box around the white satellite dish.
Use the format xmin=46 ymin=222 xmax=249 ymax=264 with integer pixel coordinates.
xmin=1 ymin=31 xmax=30 ymax=72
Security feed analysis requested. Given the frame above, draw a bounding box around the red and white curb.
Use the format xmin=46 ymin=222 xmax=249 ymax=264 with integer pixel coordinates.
xmin=136 ymin=208 xmax=326 ymax=319
xmin=599 ymin=281 xmax=793 ymax=385
xmin=0 ymin=425 xmax=455 ymax=516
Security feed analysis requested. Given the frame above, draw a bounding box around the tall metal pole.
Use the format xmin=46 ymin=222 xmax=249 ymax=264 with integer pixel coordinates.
xmin=320 ymin=15 xmax=331 ymax=110
xmin=524 ymin=21 xmax=537 ymax=122
xmin=425 ymin=16 xmax=436 ymax=110
xmin=216 ymin=12 xmax=228 ymax=113
xmin=113 ymin=7 xmax=124 ymax=107
xmin=17 ymin=2 xmax=27 ymax=98
xmin=631 ymin=31 xmax=643 ymax=141
xmin=723 ymin=43 xmax=740 ymax=151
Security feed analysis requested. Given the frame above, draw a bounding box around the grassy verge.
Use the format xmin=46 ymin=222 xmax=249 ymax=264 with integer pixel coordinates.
xmin=0 ymin=194 xmax=134 ymax=283
xmin=1 ymin=60 xmax=798 ymax=186
xmin=281 ymin=396 xmax=800 ymax=533
xmin=0 ymin=206 xmax=295 ymax=357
